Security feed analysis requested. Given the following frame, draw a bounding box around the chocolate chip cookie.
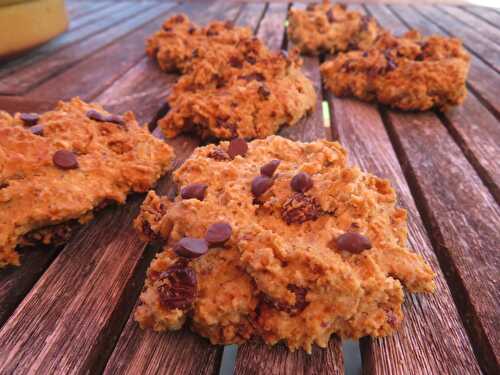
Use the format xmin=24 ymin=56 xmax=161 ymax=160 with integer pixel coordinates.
xmin=287 ymin=2 xmax=381 ymax=55
xmin=0 ymin=98 xmax=174 ymax=268
xmin=158 ymin=38 xmax=317 ymax=140
xmin=134 ymin=136 xmax=435 ymax=352
xmin=146 ymin=13 xmax=253 ymax=73
xmin=320 ymin=30 xmax=470 ymax=110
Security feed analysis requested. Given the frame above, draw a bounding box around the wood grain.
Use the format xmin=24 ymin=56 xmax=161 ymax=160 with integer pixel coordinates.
xmin=462 ymin=5 xmax=500 ymax=28
xmin=414 ymin=5 xmax=500 ymax=72
xmin=256 ymin=3 xmax=288 ymax=51
xmin=27 ymin=4 xmax=178 ymax=101
xmin=438 ymin=5 xmax=500 ymax=45
xmin=234 ymin=4 xmax=343 ymax=374
xmin=384 ymin=109 xmax=500 ymax=375
xmin=0 ymin=2 xmax=169 ymax=95
xmin=235 ymin=2 xmax=267 ymax=29
xmin=390 ymin=4 xmax=500 ymax=117
xmin=235 ymin=340 xmax=343 ymax=375
xmin=0 ymin=2 xmax=138 ymax=80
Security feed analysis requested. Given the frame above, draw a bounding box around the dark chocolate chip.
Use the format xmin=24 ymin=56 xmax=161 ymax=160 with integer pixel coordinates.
xmin=326 ymin=8 xmax=336 ymax=23
xmin=158 ymin=262 xmax=197 ymax=310
xmin=163 ymin=26 xmax=172 ymax=32
xmin=180 ymin=183 xmax=207 ymax=201
xmin=207 ymin=29 xmax=218 ymax=36
xmin=188 ymin=26 xmax=196 ymax=34
xmin=205 ymin=222 xmax=232 ymax=246
xmin=227 ymin=138 xmax=248 ymax=158
xmin=30 ymin=124 xmax=44 ymax=136
xmin=229 ymin=56 xmax=243 ymax=68
xmin=173 ymin=237 xmax=208 ymax=258
xmin=245 ymin=55 xmax=257 ymax=65
xmin=251 ymin=175 xmax=273 ymax=197
xmin=335 ymin=232 xmax=372 ymax=254
xmin=258 ymin=85 xmax=271 ymax=100
xmin=281 ymin=193 xmax=321 ymax=224
xmin=291 ymin=172 xmax=313 ymax=193
xmin=260 ymin=160 xmax=281 ymax=177
xmin=19 ymin=113 xmax=39 ymax=126
xmin=107 ymin=114 xmax=125 ymax=126
xmin=86 ymin=109 xmax=108 ymax=122
xmin=53 ymin=150 xmax=79 ymax=170
xmin=239 ymin=72 xmax=265 ymax=82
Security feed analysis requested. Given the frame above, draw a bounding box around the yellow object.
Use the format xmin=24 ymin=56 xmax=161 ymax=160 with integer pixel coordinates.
xmin=0 ymin=0 xmax=68 ymax=59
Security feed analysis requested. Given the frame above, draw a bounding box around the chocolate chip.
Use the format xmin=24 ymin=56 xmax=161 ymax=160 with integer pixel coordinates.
xmin=158 ymin=262 xmax=197 ymax=310
xmin=227 ymin=138 xmax=248 ymax=158
xmin=260 ymin=160 xmax=281 ymax=177
xmin=261 ymin=284 xmax=309 ymax=316
xmin=163 ymin=26 xmax=172 ymax=32
xmin=173 ymin=237 xmax=208 ymax=258
xmin=53 ymin=150 xmax=79 ymax=170
xmin=326 ymin=8 xmax=336 ymax=23
xmin=281 ymin=193 xmax=321 ymax=224
xmin=180 ymin=183 xmax=207 ymax=201
xmin=205 ymin=222 xmax=232 ymax=246
xmin=107 ymin=114 xmax=125 ymax=126
xmin=30 ymin=124 xmax=44 ymax=136
xmin=335 ymin=232 xmax=372 ymax=253
xmin=188 ymin=26 xmax=196 ymax=34
xmin=208 ymin=148 xmax=230 ymax=161
xmin=173 ymin=14 xmax=185 ymax=23
xmin=251 ymin=175 xmax=273 ymax=197
xmin=239 ymin=72 xmax=265 ymax=82
xmin=207 ymin=29 xmax=218 ymax=36
xmin=86 ymin=110 xmax=124 ymax=126
xmin=0 ymin=182 xmax=8 ymax=190
xmin=291 ymin=172 xmax=313 ymax=193
xmin=229 ymin=56 xmax=243 ymax=68
xmin=245 ymin=55 xmax=257 ymax=65
xmin=19 ymin=113 xmax=39 ymax=126
xmin=86 ymin=109 xmax=108 ymax=122
xmin=258 ymin=85 xmax=271 ymax=100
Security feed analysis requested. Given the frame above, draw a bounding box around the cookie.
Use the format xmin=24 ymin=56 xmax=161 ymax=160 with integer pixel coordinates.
xmin=0 ymin=98 xmax=174 ymax=268
xmin=134 ymin=136 xmax=435 ymax=352
xmin=287 ymin=2 xmax=381 ymax=55
xmin=320 ymin=30 xmax=470 ymax=110
xmin=146 ymin=14 xmax=253 ymax=73
xmin=158 ymin=39 xmax=317 ymax=140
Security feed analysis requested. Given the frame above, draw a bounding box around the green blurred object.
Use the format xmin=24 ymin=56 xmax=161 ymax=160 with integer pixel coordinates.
xmin=0 ymin=0 xmax=68 ymax=60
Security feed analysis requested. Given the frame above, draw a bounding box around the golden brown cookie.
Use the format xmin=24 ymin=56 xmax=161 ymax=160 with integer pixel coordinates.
xmin=320 ymin=30 xmax=470 ymax=110
xmin=134 ymin=136 xmax=435 ymax=352
xmin=287 ymin=1 xmax=381 ymax=55
xmin=158 ymin=39 xmax=317 ymax=140
xmin=146 ymin=14 xmax=253 ymax=73
xmin=0 ymin=98 xmax=174 ymax=268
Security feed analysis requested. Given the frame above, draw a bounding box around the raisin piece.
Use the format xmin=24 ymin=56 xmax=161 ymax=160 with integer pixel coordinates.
xmin=281 ymin=193 xmax=321 ymax=224
xmin=261 ymin=284 xmax=309 ymax=316
xmin=157 ymin=263 xmax=197 ymax=310
xmin=208 ymin=148 xmax=230 ymax=161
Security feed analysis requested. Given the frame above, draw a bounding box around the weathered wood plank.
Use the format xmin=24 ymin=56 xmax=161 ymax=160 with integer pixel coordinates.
xmin=0 ymin=2 xmax=141 ymax=80
xmin=235 ymin=2 xmax=267 ymax=29
xmin=462 ymin=5 xmax=500 ymax=28
xmin=234 ymin=5 xmax=343 ymax=374
xmin=0 ymin=2 xmax=170 ymax=95
xmin=390 ymin=5 xmax=500 ymax=116
xmin=27 ymin=4 xmax=178 ymax=101
xmin=384 ymin=110 xmax=500 ymax=375
xmin=256 ymin=3 xmax=288 ymax=51
xmin=387 ymin=5 xmax=500 ymax=201
xmin=324 ymin=6 xmax=483 ymax=374
xmin=438 ymin=5 xmax=500 ymax=45
xmin=235 ymin=341 xmax=343 ymax=375
xmin=414 ymin=5 xmax=500 ymax=72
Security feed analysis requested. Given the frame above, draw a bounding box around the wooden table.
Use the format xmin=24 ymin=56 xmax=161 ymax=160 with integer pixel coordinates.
xmin=0 ymin=1 xmax=498 ymax=374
